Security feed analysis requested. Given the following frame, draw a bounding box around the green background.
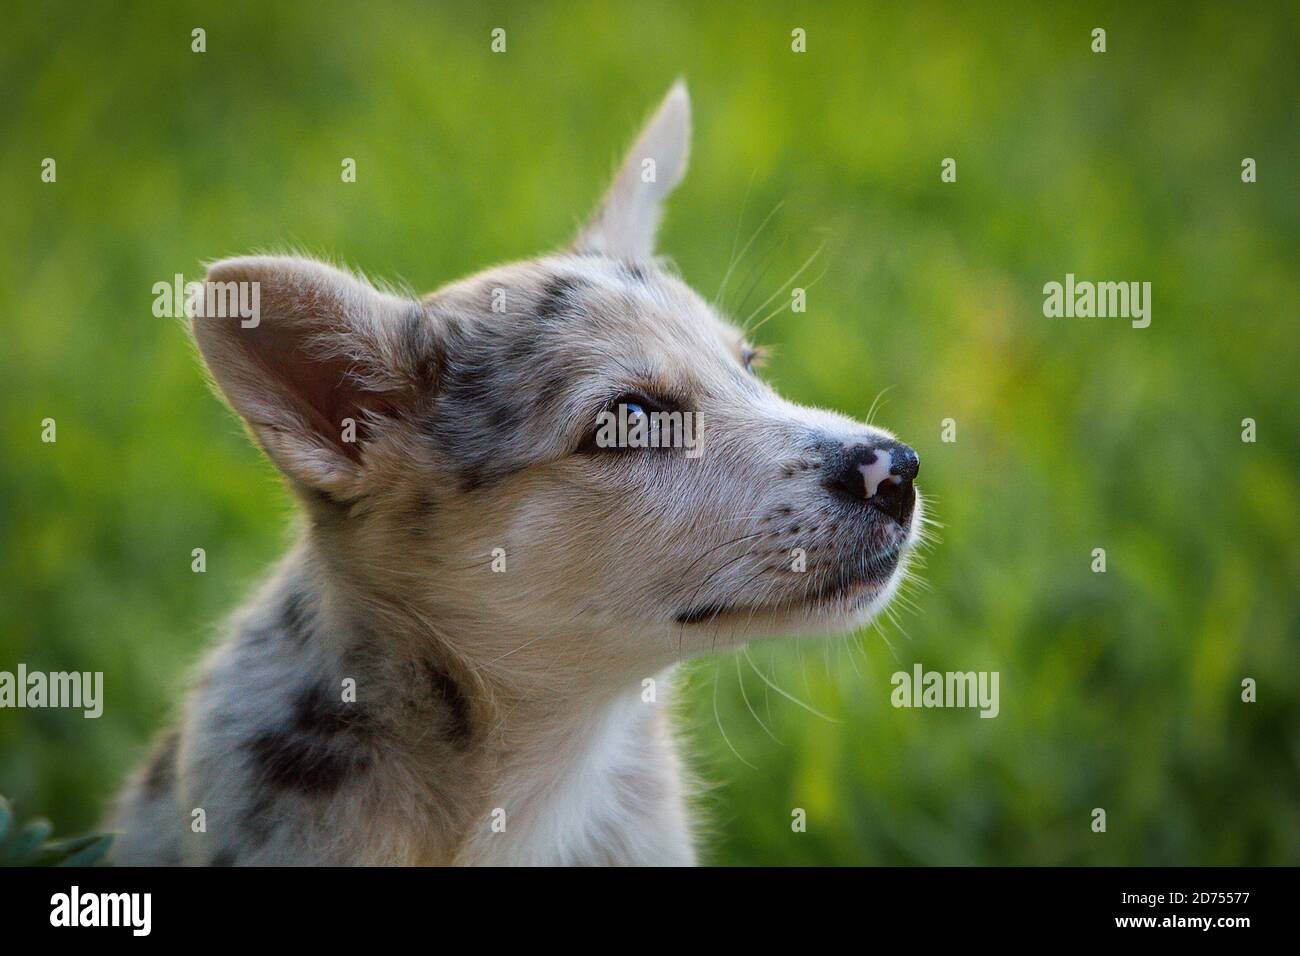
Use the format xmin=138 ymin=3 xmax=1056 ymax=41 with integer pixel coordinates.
xmin=1 ymin=1 xmax=1296 ymax=865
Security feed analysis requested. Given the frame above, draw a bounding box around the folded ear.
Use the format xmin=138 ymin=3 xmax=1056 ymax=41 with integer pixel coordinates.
xmin=190 ymin=256 xmax=438 ymax=499
xmin=574 ymin=79 xmax=691 ymax=260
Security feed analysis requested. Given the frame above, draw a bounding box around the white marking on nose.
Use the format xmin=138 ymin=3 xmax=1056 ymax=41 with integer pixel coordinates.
xmin=857 ymin=449 xmax=900 ymax=499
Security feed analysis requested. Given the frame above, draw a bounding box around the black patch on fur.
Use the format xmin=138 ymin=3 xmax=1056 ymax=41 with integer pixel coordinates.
xmin=294 ymin=681 xmax=370 ymax=737
xmin=143 ymin=728 xmax=180 ymax=796
xmin=246 ymin=683 xmax=372 ymax=796
xmin=247 ymin=730 xmax=361 ymax=795
xmin=425 ymin=661 xmax=472 ymax=748
xmin=210 ymin=849 xmax=237 ymax=867
xmin=534 ymin=275 xmax=582 ymax=320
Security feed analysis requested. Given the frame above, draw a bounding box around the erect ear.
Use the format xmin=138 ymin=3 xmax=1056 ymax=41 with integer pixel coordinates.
xmin=574 ymin=79 xmax=691 ymax=260
xmin=190 ymin=256 xmax=438 ymax=500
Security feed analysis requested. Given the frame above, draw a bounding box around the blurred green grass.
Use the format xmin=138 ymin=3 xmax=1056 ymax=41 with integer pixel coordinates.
xmin=1 ymin=0 xmax=1296 ymax=865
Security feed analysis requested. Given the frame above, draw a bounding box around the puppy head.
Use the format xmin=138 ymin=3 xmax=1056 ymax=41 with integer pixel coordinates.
xmin=192 ymin=82 xmax=922 ymax=679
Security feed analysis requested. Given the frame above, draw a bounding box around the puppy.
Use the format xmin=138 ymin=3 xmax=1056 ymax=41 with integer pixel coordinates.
xmin=108 ymin=82 xmax=922 ymax=865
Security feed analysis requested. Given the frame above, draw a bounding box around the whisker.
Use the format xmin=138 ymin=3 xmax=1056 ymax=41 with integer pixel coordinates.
xmin=746 ymin=263 xmax=829 ymax=337
xmin=716 ymin=195 xmax=784 ymax=306
xmin=864 ymin=385 xmax=895 ymax=427
xmin=742 ymin=646 xmax=840 ymax=722
xmin=735 ymin=652 xmax=783 ymax=745
xmin=742 ymin=242 xmax=826 ymax=332
xmin=712 ymin=659 xmax=757 ymax=769
xmin=732 ymin=233 xmax=788 ymax=321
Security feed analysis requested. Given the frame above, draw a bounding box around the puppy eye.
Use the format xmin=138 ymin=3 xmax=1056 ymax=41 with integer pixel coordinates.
xmin=607 ymin=392 xmax=660 ymax=420
xmin=576 ymin=393 xmax=662 ymax=455
xmin=741 ymin=346 xmax=763 ymax=375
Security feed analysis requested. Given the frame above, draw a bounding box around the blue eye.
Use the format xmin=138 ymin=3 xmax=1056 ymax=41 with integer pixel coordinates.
xmin=578 ymin=393 xmax=667 ymax=455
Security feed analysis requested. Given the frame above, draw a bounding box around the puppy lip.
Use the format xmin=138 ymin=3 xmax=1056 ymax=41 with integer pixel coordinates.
xmin=811 ymin=545 xmax=903 ymax=601
xmin=674 ymin=545 xmax=904 ymax=624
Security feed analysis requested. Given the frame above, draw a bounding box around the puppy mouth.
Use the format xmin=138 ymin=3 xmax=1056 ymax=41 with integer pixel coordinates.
xmin=674 ymin=544 xmax=903 ymax=625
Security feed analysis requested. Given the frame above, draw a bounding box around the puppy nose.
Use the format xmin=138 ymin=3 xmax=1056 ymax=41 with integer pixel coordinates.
xmin=823 ymin=439 xmax=919 ymax=524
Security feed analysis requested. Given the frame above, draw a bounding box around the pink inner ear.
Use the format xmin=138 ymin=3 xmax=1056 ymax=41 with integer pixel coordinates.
xmin=235 ymin=317 xmax=384 ymax=466
xmin=194 ymin=256 xmax=430 ymax=491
